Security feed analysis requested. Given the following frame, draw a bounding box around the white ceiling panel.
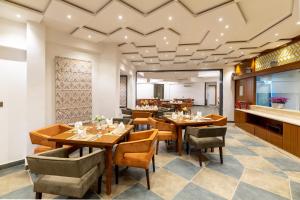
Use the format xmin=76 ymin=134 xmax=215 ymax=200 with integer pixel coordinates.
xmin=121 ymin=0 xmax=171 ymax=14
xmin=8 ymin=0 xmax=50 ymax=12
xmin=72 ymin=27 xmax=107 ymax=43
xmin=64 ymin=0 xmax=111 ymax=13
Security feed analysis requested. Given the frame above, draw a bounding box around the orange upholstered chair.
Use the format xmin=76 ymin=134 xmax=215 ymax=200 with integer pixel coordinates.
xmin=29 ymin=124 xmax=73 ymax=154
xmin=132 ymin=111 xmax=152 ymax=130
xmin=205 ymin=114 xmax=227 ymax=126
xmin=114 ymin=129 xmax=158 ymax=190
xmin=148 ymin=117 xmax=177 ymax=155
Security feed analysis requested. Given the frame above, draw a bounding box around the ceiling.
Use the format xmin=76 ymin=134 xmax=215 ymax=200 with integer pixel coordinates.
xmin=1 ymin=0 xmax=300 ymax=69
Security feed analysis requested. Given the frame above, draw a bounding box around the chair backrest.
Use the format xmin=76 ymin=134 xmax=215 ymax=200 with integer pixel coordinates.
xmin=27 ymin=148 xmax=105 ymax=178
xmin=205 ymin=114 xmax=227 ymax=126
xmin=186 ymin=126 xmax=227 ymax=139
xmin=121 ymin=108 xmax=132 ymax=115
xmin=148 ymin=117 xmax=157 ymax=128
xmin=113 ymin=118 xmax=133 ymax=125
xmin=132 ymin=111 xmax=152 ymax=119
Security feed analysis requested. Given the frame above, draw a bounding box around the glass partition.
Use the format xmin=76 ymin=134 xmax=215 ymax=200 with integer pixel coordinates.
xmin=256 ymin=69 xmax=300 ymax=111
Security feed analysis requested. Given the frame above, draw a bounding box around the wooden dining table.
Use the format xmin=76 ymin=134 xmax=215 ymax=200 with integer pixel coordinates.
xmin=48 ymin=124 xmax=134 ymax=195
xmin=164 ymin=116 xmax=216 ymax=156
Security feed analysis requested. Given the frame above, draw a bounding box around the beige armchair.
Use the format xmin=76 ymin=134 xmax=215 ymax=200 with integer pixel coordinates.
xmin=27 ymin=147 xmax=105 ymax=199
xmin=185 ymin=126 xmax=227 ymax=167
xmin=114 ymin=129 xmax=158 ymax=189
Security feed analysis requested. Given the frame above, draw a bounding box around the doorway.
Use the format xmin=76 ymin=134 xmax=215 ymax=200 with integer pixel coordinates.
xmin=154 ymin=84 xmax=164 ymax=99
xmin=205 ymin=82 xmax=217 ymax=106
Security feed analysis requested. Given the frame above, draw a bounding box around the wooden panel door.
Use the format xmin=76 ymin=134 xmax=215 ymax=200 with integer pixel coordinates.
xmin=283 ymin=123 xmax=300 ymax=156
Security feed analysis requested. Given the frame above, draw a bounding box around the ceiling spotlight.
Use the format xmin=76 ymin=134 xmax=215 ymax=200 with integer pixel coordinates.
xmin=88 ymin=35 xmax=92 ymax=39
xmin=163 ymin=36 xmax=167 ymax=40
xmin=150 ymin=59 xmax=153 ymax=62
xmin=241 ymin=51 xmax=244 ymax=54
xmin=118 ymin=15 xmax=123 ymax=20
xmin=124 ymin=35 xmax=128 ymax=39
xmin=275 ymin=33 xmax=279 ymax=36
xmin=218 ymin=17 xmax=223 ymax=22
xmin=229 ymin=46 xmax=233 ymax=49
xmin=220 ymin=32 xmax=224 ymax=37
xmin=67 ymin=14 xmax=72 ymax=19
xmin=145 ymin=50 xmax=149 ymax=53
xmin=297 ymin=21 xmax=300 ymax=25
xmin=225 ymin=25 xmax=229 ymax=29
xmin=168 ymin=16 xmax=173 ymax=21
xmin=166 ymin=41 xmax=169 ymax=45
xmin=215 ymin=38 xmax=219 ymax=42
xmin=185 ymin=48 xmax=189 ymax=51
xmin=16 ymin=14 xmax=21 ymax=18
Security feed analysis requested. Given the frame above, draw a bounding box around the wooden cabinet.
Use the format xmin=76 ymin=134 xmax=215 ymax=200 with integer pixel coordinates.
xmin=255 ymin=126 xmax=268 ymax=140
xmin=267 ymin=132 xmax=283 ymax=148
xmin=283 ymin=123 xmax=300 ymax=157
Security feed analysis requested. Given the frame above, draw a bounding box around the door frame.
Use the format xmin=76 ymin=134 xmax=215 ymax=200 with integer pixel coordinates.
xmin=205 ymin=82 xmax=217 ymax=106
xmin=135 ymin=69 xmax=223 ymax=115
xmin=120 ymin=75 xmax=128 ymax=108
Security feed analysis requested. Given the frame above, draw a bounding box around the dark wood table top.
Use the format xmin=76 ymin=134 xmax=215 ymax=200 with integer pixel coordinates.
xmin=164 ymin=116 xmax=216 ymax=126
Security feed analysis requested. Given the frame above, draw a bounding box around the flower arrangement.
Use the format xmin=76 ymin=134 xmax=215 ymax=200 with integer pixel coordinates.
xmin=270 ymin=97 xmax=288 ymax=104
xmin=94 ymin=115 xmax=105 ymax=122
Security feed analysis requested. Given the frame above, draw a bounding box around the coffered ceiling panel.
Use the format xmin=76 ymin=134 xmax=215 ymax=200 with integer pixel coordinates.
xmin=138 ymin=47 xmax=157 ymax=57
xmin=158 ymin=52 xmax=176 ymax=60
xmin=108 ymin=28 xmax=143 ymax=43
xmin=63 ymin=0 xmax=111 ymax=13
xmin=119 ymin=43 xmax=137 ymax=53
xmin=176 ymin=44 xmax=198 ymax=56
xmin=179 ymin=0 xmax=232 ymax=14
xmin=7 ymin=0 xmax=50 ymax=12
xmin=120 ymin=0 xmax=171 ymax=14
xmin=72 ymin=27 xmax=107 ymax=42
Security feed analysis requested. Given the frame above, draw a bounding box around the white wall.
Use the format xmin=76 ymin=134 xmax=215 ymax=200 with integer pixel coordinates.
xmin=223 ymin=67 xmax=235 ymax=121
xmin=137 ymin=83 xmax=154 ymax=99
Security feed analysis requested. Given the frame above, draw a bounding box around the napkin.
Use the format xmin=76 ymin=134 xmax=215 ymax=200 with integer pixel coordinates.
xmin=197 ymin=111 xmax=202 ymax=117
xmin=112 ymin=122 xmax=126 ymax=135
xmin=171 ymin=113 xmax=178 ymax=119
xmin=106 ymin=118 xmax=113 ymax=125
xmin=74 ymin=121 xmax=83 ymax=129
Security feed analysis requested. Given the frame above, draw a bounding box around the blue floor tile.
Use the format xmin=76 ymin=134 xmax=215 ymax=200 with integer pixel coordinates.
xmin=163 ymin=158 xmax=200 ymax=180
xmin=233 ymin=182 xmax=288 ymax=200
xmin=291 ymin=181 xmax=300 ymax=200
xmin=265 ymin=157 xmax=300 ymax=172
xmin=0 ymin=185 xmax=34 ymax=199
xmin=113 ymin=183 xmax=162 ymax=200
xmin=239 ymin=139 xmax=265 ymax=147
xmin=173 ymin=183 xmax=225 ymax=200
xmin=227 ymin=146 xmax=258 ymax=156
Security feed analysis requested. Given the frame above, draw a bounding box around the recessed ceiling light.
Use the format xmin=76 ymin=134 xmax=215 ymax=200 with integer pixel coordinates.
xmin=220 ymin=32 xmax=224 ymax=37
xmin=118 ymin=15 xmax=123 ymax=20
xmin=229 ymin=46 xmax=233 ymax=49
xmin=218 ymin=17 xmax=223 ymax=22
xmin=215 ymin=38 xmax=219 ymax=42
xmin=88 ymin=35 xmax=91 ymax=39
xmin=275 ymin=33 xmax=279 ymax=36
xmin=225 ymin=25 xmax=229 ymax=29
xmin=67 ymin=14 xmax=72 ymax=19
xmin=297 ymin=21 xmax=300 ymax=25
xmin=150 ymin=59 xmax=153 ymax=62
xmin=168 ymin=16 xmax=173 ymax=21
xmin=185 ymin=48 xmax=189 ymax=51
xmin=163 ymin=36 xmax=167 ymax=40
xmin=16 ymin=14 xmax=21 ymax=18
xmin=145 ymin=50 xmax=149 ymax=53
xmin=124 ymin=35 xmax=128 ymax=39
xmin=166 ymin=41 xmax=169 ymax=45
xmin=241 ymin=51 xmax=244 ymax=54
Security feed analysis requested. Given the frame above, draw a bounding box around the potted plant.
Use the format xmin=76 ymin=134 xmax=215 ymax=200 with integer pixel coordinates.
xmin=270 ymin=97 xmax=288 ymax=109
xmin=94 ymin=115 xmax=106 ymax=127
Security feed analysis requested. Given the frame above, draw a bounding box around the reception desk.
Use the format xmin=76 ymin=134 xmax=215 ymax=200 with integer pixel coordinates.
xmin=235 ymin=105 xmax=300 ymax=158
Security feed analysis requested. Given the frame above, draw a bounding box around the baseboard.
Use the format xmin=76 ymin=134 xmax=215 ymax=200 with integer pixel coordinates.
xmin=0 ymin=159 xmax=25 ymax=170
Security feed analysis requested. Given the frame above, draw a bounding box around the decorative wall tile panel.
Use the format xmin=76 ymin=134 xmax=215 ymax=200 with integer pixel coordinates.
xmin=256 ymin=41 xmax=300 ymax=71
xmin=120 ymin=76 xmax=127 ymax=108
xmin=55 ymin=56 xmax=92 ymax=124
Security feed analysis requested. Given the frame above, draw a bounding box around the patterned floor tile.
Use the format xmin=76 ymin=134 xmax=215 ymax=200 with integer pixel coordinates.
xmin=206 ymin=154 xmax=244 ymax=179
xmin=0 ymin=185 xmax=34 ymax=199
xmin=226 ymin=138 xmax=244 ymax=147
xmin=265 ymin=157 xmax=300 ymax=171
xmin=290 ymin=181 xmax=300 ymax=200
xmin=192 ymin=168 xmax=238 ymax=199
xmin=0 ymin=164 xmax=25 ymax=178
xmin=139 ymin=168 xmax=188 ymax=200
xmin=234 ymin=155 xmax=279 ymax=172
xmin=248 ymin=147 xmax=281 ymax=158
xmin=227 ymin=146 xmax=258 ymax=156
xmin=113 ymin=183 xmax=162 ymax=200
xmin=163 ymin=158 xmax=200 ymax=180
xmin=173 ymin=183 xmax=226 ymax=200
xmin=241 ymin=169 xmax=290 ymax=199
xmin=233 ymin=182 xmax=289 ymax=200
xmin=286 ymin=171 xmax=300 ymax=182
xmin=239 ymin=139 xmax=266 ymax=147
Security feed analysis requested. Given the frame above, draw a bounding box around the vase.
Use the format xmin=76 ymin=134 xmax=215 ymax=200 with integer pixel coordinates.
xmin=271 ymin=103 xmax=284 ymax=109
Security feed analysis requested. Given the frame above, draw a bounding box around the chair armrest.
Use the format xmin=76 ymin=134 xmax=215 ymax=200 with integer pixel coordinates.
xmin=27 ymin=148 xmax=105 ymax=178
xmin=128 ymin=130 xmax=155 ymax=141
xmin=156 ymin=122 xmax=176 ymax=132
xmin=116 ymin=140 xmax=152 ymax=154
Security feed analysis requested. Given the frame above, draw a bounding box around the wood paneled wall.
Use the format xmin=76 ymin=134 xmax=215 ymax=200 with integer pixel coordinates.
xmin=235 ymin=77 xmax=256 ymax=105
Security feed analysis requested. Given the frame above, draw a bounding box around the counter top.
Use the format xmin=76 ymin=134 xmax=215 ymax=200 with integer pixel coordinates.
xmin=236 ymin=105 xmax=300 ymax=126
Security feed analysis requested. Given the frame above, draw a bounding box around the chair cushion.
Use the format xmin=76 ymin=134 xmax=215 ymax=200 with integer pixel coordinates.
xmin=34 ymin=166 xmax=99 ymax=198
xmin=119 ymin=147 xmax=154 ymax=169
xmin=133 ymin=118 xmax=149 ymax=125
xmin=189 ymin=135 xmax=224 ymax=148
xmin=158 ymin=131 xmax=176 ymax=141
xmin=34 ymin=146 xmax=53 ymax=154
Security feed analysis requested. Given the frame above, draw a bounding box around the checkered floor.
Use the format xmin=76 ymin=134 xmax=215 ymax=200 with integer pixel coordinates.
xmin=1 ymin=124 xmax=300 ymax=199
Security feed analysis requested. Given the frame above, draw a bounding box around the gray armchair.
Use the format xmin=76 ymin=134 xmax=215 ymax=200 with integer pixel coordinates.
xmin=26 ymin=147 xmax=105 ymax=199
xmin=185 ymin=126 xmax=227 ymax=167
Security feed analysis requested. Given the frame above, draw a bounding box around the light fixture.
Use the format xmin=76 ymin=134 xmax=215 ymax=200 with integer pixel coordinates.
xmin=16 ymin=14 xmax=21 ymax=18
xmin=297 ymin=21 xmax=300 ymax=25
xmin=168 ymin=16 xmax=173 ymax=21
xmin=88 ymin=35 xmax=92 ymax=39
xmin=163 ymin=36 xmax=167 ymax=40
xmin=225 ymin=25 xmax=229 ymax=29
xmin=67 ymin=14 xmax=72 ymax=19
xmin=220 ymin=32 xmax=224 ymax=37
xmin=275 ymin=33 xmax=279 ymax=36
xmin=145 ymin=50 xmax=149 ymax=53
xmin=229 ymin=46 xmax=233 ymax=49
xmin=241 ymin=51 xmax=244 ymax=54
xmin=215 ymin=38 xmax=219 ymax=42
xmin=185 ymin=48 xmax=189 ymax=51
xmin=166 ymin=41 xmax=169 ymax=45
xmin=218 ymin=17 xmax=223 ymax=22
xmin=124 ymin=35 xmax=128 ymax=39
xmin=118 ymin=15 xmax=123 ymax=20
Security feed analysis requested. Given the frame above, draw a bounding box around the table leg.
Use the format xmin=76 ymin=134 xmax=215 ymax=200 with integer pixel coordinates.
xmin=177 ymin=126 xmax=183 ymax=156
xmin=105 ymin=146 xmax=113 ymax=195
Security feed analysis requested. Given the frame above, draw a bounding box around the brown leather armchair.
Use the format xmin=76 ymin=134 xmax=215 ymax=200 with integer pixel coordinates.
xmin=29 ymin=124 xmax=73 ymax=154
xmin=114 ymin=129 xmax=158 ymax=190
xmin=132 ymin=111 xmax=152 ymax=130
xmin=148 ymin=117 xmax=177 ymax=155
xmin=205 ymin=114 xmax=227 ymax=126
